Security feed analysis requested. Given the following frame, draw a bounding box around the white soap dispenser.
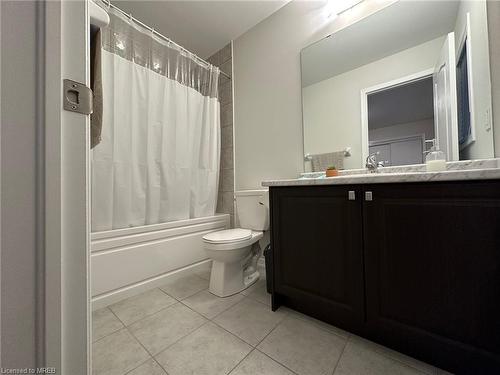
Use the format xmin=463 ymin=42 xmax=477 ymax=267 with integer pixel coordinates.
xmin=425 ymin=139 xmax=446 ymax=172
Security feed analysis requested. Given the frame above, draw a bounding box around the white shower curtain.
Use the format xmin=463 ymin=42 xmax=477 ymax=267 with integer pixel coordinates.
xmin=91 ymin=7 xmax=220 ymax=231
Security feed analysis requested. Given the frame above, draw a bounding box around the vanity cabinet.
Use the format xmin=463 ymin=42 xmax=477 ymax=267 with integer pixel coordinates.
xmin=270 ymin=186 xmax=365 ymax=333
xmin=270 ymin=181 xmax=500 ymax=374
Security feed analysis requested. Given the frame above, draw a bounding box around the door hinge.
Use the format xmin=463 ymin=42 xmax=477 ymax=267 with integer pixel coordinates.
xmin=63 ymin=79 xmax=93 ymax=115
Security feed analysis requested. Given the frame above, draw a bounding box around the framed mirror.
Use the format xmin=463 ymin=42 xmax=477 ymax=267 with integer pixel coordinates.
xmin=301 ymin=0 xmax=495 ymax=171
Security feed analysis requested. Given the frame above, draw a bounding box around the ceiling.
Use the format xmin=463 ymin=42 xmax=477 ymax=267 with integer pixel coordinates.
xmin=301 ymin=0 xmax=460 ymax=87
xmin=112 ymin=0 xmax=289 ymax=59
xmin=368 ymin=77 xmax=434 ymax=129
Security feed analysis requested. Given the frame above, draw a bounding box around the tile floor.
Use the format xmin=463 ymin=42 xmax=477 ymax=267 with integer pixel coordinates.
xmin=92 ymin=264 xmax=453 ymax=375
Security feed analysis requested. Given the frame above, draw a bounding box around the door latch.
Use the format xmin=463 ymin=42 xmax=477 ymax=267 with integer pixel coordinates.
xmin=63 ymin=79 xmax=93 ymax=115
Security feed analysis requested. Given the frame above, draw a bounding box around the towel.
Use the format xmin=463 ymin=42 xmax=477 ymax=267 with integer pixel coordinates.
xmin=90 ymin=30 xmax=103 ymax=148
xmin=310 ymin=151 xmax=344 ymax=172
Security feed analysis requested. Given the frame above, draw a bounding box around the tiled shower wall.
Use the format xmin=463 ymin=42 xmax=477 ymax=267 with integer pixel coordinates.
xmin=208 ymin=43 xmax=235 ymax=227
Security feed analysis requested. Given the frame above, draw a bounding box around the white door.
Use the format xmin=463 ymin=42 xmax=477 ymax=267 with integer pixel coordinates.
xmin=45 ymin=0 xmax=90 ymax=373
xmin=433 ymin=32 xmax=459 ymax=161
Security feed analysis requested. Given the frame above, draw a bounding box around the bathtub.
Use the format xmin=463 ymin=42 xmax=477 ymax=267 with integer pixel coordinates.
xmin=91 ymin=214 xmax=229 ymax=309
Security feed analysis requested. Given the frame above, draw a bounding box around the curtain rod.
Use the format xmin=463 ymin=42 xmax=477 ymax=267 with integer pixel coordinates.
xmin=100 ymin=0 xmax=231 ymax=80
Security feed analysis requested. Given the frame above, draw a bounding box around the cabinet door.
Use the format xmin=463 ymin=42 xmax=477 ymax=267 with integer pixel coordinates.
xmin=363 ymin=181 xmax=500 ymax=374
xmin=271 ymin=186 xmax=364 ymax=332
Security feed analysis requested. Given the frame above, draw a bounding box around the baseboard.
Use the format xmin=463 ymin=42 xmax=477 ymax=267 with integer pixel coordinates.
xmin=91 ymin=259 xmax=212 ymax=310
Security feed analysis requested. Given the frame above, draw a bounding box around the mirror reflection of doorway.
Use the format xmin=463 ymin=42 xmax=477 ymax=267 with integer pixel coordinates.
xmin=367 ymin=76 xmax=435 ymax=166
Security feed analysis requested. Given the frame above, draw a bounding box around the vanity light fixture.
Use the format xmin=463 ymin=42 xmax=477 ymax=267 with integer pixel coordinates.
xmin=325 ymin=0 xmax=365 ymax=19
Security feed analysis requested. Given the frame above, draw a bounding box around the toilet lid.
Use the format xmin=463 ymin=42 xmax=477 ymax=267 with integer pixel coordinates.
xmin=203 ymin=228 xmax=252 ymax=243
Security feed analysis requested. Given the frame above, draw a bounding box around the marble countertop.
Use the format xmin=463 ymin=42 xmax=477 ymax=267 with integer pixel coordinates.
xmin=262 ymin=159 xmax=500 ymax=187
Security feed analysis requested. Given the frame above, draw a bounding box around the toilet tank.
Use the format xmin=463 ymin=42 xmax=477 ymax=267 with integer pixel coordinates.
xmin=234 ymin=189 xmax=269 ymax=231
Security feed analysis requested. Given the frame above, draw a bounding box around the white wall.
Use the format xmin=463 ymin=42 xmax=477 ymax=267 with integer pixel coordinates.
xmin=488 ymin=0 xmax=500 ymax=156
xmin=369 ymin=119 xmax=435 ymax=143
xmin=233 ymin=0 xmax=396 ymax=189
xmin=302 ymin=37 xmax=444 ymax=169
xmin=454 ymin=0 xmax=495 ymax=160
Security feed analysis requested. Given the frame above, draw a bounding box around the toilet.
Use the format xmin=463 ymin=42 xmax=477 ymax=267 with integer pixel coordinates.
xmin=203 ymin=189 xmax=269 ymax=297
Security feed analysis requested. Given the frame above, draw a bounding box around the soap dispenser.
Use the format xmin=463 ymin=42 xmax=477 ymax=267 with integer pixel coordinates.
xmin=425 ymin=139 xmax=446 ymax=172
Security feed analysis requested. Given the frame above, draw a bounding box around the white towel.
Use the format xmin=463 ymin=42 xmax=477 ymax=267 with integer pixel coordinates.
xmin=310 ymin=151 xmax=344 ymax=172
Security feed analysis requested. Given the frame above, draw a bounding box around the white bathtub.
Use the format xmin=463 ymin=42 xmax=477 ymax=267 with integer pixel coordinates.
xmin=91 ymin=214 xmax=229 ymax=309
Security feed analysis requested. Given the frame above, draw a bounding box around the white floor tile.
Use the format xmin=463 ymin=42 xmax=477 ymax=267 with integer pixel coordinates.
xmin=126 ymin=358 xmax=167 ymax=375
xmin=214 ymin=298 xmax=286 ymax=346
xmin=245 ymin=280 xmax=271 ymax=306
xmin=334 ymin=338 xmax=428 ymax=375
xmin=257 ymin=316 xmax=347 ymax=375
xmin=128 ymin=302 xmax=207 ymax=355
xmin=182 ymin=289 xmax=245 ymax=319
xmin=92 ymin=329 xmax=149 ymax=375
xmin=160 ymin=273 xmax=209 ymax=300
xmin=349 ymin=335 xmax=438 ymax=375
xmin=282 ymin=307 xmax=350 ymax=339
xmin=92 ymin=308 xmax=124 ymax=342
xmin=240 ymin=279 xmax=266 ymax=297
xmin=229 ymin=350 xmax=294 ymax=375
xmin=109 ymin=288 xmax=176 ymax=326
xmin=92 ymin=285 xmax=444 ymax=375
xmin=155 ymin=322 xmax=252 ymax=375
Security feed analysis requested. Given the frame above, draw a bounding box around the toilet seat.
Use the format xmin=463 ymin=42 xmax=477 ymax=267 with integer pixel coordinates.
xmin=203 ymin=228 xmax=252 ymax=244
xmin=203 ymin=229 xmax=263 ymax=251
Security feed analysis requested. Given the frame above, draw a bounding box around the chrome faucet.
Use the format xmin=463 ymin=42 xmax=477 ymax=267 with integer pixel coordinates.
xmin=366 ymin=152 xmax=384 ymax=173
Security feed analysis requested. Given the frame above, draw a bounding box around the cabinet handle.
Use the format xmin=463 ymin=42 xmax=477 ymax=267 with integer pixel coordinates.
xmin=365 ymin=191 xmax=373 ymax=201
xmin=348 ymin=191 xmax=356 ymax=200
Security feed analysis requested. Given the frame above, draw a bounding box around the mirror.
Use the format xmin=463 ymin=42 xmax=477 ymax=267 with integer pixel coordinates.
xmin=301 ymin=0 xmax=495 ymax=171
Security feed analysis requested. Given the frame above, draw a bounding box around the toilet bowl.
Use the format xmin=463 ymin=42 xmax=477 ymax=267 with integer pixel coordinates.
xmin=203 ymin=190 xmax=269 ymax=297
xmin=203 ymin=229 xmax=263 ymax=297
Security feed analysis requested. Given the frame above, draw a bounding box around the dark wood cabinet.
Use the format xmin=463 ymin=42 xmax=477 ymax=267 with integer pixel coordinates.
xmin=270 ymin=181 xmax=500 ymax=375
xmin=362 ymin=181 xmax=500 ymax=374
xmin=270 ymin=186 xmax=365 ymax=333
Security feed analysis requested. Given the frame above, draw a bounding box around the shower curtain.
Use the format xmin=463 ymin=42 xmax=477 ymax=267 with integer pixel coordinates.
xmin=91 ymin=7 xmax=220 ymax=231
